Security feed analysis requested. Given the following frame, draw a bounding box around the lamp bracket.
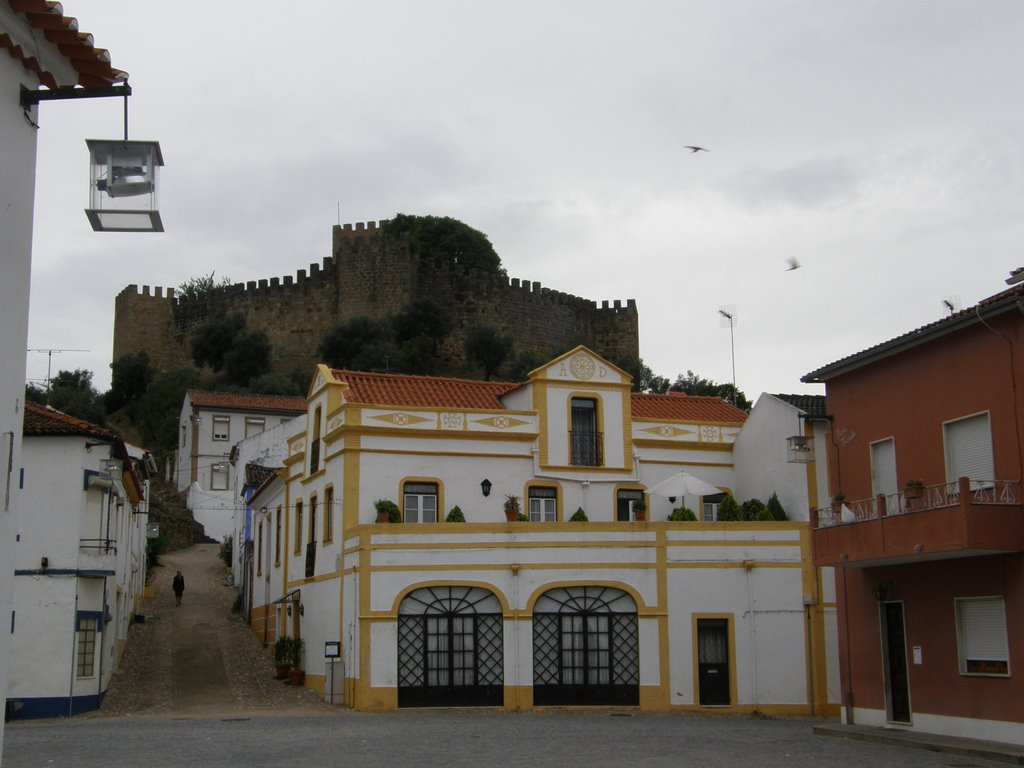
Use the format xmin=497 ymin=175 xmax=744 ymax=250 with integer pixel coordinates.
xmin=20 ymin=83 xmax=131 ymax=108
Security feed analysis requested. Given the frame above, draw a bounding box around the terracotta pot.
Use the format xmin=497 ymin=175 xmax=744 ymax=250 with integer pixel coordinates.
xmin=288 ymin=668 xmax=305 ymax=685
xmin=377 ymin=510 xmax=391 ymax=523
xmin=504 ymin=507 xmax=519 ymax=522
xmin=274 ymin=663 xmax=291 ymax=680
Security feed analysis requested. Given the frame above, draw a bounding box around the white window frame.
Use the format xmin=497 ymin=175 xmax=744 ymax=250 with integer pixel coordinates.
xmin=244 ymin=416 xmax=266 ymax=438
xmin=955 ymin=596 xmax=1010 ymax=676
xmin=528 ymin=486 xmax=557 ymax=522
xmin=403 ymin=483 xmax=438 ymax=523
xmin=944 ymin=412 xmax=995 ymax=490
xmin=212 ymin=415 xmax=230 ymax=442
xmin=210 ymin=462 xmax=229 ymax=491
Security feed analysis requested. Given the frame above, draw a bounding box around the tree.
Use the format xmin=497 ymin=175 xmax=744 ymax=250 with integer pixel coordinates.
xmin=392 ymin=298 xmax=452 ymax=351
xmin=715 ymin=494 xmax=743 ymax=521
xmin=46 ymin=369 xmax=105 ymax=425
xmin=766 ymin=492 xmax=788 ymax=521
xmin=247 ymin=372 xmax=305 ymax=397
xmin=222 ymin=328 xmax=272 ymax=387
xmin=132 ymin=369 xmax=200 ymax=454
xmin=506 ymin=349 xmax=549 ymax=381
xmin=177 ymin=271 xmax=231 ymax=303
xmin=464 ymin=324 xmax=513 ymax=380
xmin=383 ymin=214 xmax=505 ymax=276
xmin=191 ymin=312 xmax=247 ymax=372
xmin=669 ymin=370 xmax=751 ymax=411
xmin=741 ymin=498 xmax=766 ymax=522
xmin=318 ymin=317 xmax=394 ymax=370
xmin=105 ymin=352 xmax=153 ymax=413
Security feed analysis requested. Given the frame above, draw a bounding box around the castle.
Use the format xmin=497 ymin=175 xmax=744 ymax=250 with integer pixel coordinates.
xmin=113 ymin=221 xmax=640 ymax=379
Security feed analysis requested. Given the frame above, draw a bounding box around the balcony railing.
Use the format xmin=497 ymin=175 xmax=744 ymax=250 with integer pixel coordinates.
xmin=570 ymin=430 xmax=603 ymax=467
xmin=814 ymin=478 xmax=1020 ymax=529
xmin=79 ymin=538 xmax=117 ymax=554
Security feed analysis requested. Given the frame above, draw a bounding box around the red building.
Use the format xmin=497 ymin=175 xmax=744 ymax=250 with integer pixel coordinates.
xmin=803 ymin=283 xmax=1024 ymax=745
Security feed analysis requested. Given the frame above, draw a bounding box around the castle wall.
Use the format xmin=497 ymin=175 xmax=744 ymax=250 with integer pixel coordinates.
xmin=113 ymin=220 xmax=639 ymax=379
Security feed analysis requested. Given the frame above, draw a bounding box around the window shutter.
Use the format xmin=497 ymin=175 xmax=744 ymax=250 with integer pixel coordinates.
xmin=958 ymin=597 xmax=1008 ymax=666
xmin=871 ymin=438 xmax=897 ymax=496
xmin=946 ymin=414 xmax=994 ymax=484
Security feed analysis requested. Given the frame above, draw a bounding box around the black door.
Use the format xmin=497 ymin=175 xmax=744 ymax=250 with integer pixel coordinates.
xmin=533 ymin=586 xmax=639 ymax=705
xmin=397 ymin=586 xmax=503 ymax=708
xmin=882 ymin=601 xmax=911 ymax=723
xmin=697 ymin=619 xmax=730 ymax=705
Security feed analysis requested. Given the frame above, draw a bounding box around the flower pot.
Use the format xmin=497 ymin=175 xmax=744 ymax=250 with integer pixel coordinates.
xmin=904 ymin=487 xmax=923 ymax=500
xmin=274 ymin=663 xmax=291 ymax=680
xmin=288 ymin=668 xmax=305 ymax=685
xmin=504 ymin=508 xmax=519 ymax=522
xmin=377 ymin=510 xmax=391 ymax=523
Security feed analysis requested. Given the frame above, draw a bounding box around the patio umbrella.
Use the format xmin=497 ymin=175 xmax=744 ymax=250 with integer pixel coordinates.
xmin=647 ymin=471 xmax=724 ymax=499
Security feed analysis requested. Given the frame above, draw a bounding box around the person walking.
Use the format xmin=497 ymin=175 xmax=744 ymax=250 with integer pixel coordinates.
xmin=172 ymin=570 xmax=185 ymax=606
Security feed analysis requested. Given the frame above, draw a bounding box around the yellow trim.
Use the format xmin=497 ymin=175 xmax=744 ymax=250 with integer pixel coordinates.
xmin=654 ymin=526 xmax=671 ymax=709
xmin=691 ymin=613 xmax=738 ymax=707
xmin=308 ymin=491 xmax=319 ymax=547
xmin=342 ymin=432 xmax=361 ymax=533
xmin=398 ymin=476 xmax=445 ymax=523
xmin=534 ymin=379 xmax=550 ymax=467
xmin=338 ymin=425 xmax=538 ymax=443
xmin=565 ymin=391 xmax=606 ymax=469
xmin=322 ymin=484 xmax=335 ymax=543
xmin=633 ymin=441 xmax=737 ymax=454
xmin=388 ymin=580 xmax=512 ymax=617
xmin=358 ymin=447 xmax=534 ymax=460
xmin=522 ymin=579 xmax=651 ymax=613
xmin=301 ymin=467 xmax=327 ymax=485
xmin=524 ymin=480 xmax=563 ymax=521
xmin=613 ymin=481 xmax=647 ymax=522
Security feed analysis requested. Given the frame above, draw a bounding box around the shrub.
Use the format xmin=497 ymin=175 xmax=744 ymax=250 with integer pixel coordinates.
xmin=570 ymin=507 xmax=589 ymax=522
xmin=668 ymin=506 xmax=697 ymax=521
xmin=756 ymin=508 xmax=775 ymax=522
xmin=766 ymin=492 xmax=788 ymax=521
xmin=219 ymin=538 xmax=232 ymax=568
xmin=373 ymin=499 xmax=401 ymax=523
xmin=716 ymin=494 xmax=742 ymax=521
xmin=741 ymin=498 xmax=766 ymax=521
xmin=445 ymin=505 xmax=466 ymax=523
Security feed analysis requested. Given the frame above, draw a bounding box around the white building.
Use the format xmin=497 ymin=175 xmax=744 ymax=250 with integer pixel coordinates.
xmin=174 ymin=391 xmax=305 ymax=542
xmin=249 ymin=347 xmax=839 ymax=714
xmin=8 ymin=403 xmax=150 ymax=719
xmin=1 ymin=1 xmax=128 ymax=744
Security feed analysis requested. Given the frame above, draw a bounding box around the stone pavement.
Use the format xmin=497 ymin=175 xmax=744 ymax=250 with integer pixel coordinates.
xmin=83 ymin=544 xmax=331 ymax=718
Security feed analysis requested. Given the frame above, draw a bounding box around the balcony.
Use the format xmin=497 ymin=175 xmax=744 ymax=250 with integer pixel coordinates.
xmin=79 ymin=538 xmax=117 ymax=574
xmin=812 ymin=477 xmax=1024 ymax=567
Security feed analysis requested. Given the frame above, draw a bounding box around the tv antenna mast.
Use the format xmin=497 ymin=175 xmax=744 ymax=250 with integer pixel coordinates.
xmin=717 ymin=306 xmax=737 ymax=406
xmin=27 ymin=348 xmax=90 ymax=400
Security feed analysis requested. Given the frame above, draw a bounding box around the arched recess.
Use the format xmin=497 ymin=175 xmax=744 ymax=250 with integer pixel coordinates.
xmin=397 ymin=585 xmax=504 ymax=708
xmin=532 ymin=585 xmax=639 ymax=706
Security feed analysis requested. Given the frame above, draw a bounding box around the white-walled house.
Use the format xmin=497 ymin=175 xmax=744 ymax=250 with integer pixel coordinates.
xmin=174 ymin=391 xmax=305 ymax=541
xmin=1 ymin=1 xmax=129 ymax=745
xmin=8 ymin=403 xmax=150 ymax=719
xmin=252 ymin=347 xmax=839 ymax=714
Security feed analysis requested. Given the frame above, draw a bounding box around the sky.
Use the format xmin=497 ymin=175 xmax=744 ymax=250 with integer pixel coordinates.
xmin=25 ymin=1 xmax=1024 ymax=401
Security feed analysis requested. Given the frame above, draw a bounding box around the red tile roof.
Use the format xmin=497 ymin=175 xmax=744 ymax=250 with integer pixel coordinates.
xmin=330 ymin=370 xmax=519 ymax=409
xmin=187 ymin=391 xmax=307 ymax=414
xmin=2 ymin=1 xmax=127 ymax=89
xmin=630 ymin=392 xmax=747 ymax=423
xmin=23 ymin=400 xmax=122 ymax=440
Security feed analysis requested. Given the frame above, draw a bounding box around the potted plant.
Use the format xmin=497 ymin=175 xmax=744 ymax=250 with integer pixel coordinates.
xmin=668 ymin=506 xmax=697 ymax=521
xmin=904 ymin=479 xmax=924 ymax=500
xmin=503 ymin=494 xmax=521 ymax=522
xmin=374 ymin=498 xmax=400 ymax=523
xmin=632 ymin=498 xmax=647 ymax=521
xmin=831 ymin=492 xmax=846 ymax=512
xmin=285 ymin=636 xmax=305 ymax=685
xmin=570 ymin=507 xmax=588 ymax=522
xmin=273 ymin=636 xmax=291 ymax=680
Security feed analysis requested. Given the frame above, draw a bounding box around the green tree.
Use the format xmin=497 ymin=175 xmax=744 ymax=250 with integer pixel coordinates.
xmin=383 ymin=214 xmax=505 ymax=276
xmin=741 ymin=498 xmax=766 ymax=522
xmin=669 ymin=370 xmax=751 ymax=411
xmin=394 ymin=335 xmax=442 ymax=376
xmin=46 ymin=369 xmax=106 ymax=425
xmin=506 ymin=349 xmax=549 ymax=382
xmin=318 ymin=317 xmax=394 ymax=370
xmin=392 ymin=298 xmax=453 ymax=351
xmin=132 ymin=369 xmax=200 ymax=454
xmin=248 ymin=372 xmax=305 ymax=396
xmin=222 ymin=328 xmax=272 ymax=387
xmin=715 ymin=494 xmax=743 ymax=521
xmin=177 ymin=271 xmax=231 ymax=303
xmin=766 ymin=492 xmax=788 ymax=521
xmin=465 ymin=324 xmax=513 ymax=380
xmin=105 ymin=352 xmax=154 ymax=413
xmin=191 ymin=312 xmax=246 ymax=372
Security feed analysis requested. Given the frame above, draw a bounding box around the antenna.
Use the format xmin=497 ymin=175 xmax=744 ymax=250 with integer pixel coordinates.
xmin=27 ymin=348 xmax=90 ymax=402
xmin=941 ymin=297 xmax=960 ymax=316
xmin=717 ymin=306 xmax=737 ymax=406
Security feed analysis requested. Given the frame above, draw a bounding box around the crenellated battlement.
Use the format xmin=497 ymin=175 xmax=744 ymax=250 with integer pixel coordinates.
xmin=114 ymin=222 xmax=639 ymax=378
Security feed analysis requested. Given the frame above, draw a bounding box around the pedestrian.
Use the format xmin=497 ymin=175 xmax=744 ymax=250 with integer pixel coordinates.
xmin=172 ymin=570 xmax=185 ymax=606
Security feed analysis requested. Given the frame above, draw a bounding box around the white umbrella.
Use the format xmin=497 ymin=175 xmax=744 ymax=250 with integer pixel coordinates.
xmin=647 ymin=471 xmax=723 ymax=499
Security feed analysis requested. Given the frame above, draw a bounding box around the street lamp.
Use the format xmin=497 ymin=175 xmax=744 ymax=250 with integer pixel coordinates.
xmin=718 ymin=308 xmax=737 ymax=406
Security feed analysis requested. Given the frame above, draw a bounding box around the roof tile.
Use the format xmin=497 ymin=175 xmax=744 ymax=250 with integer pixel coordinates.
xmin=630 ymin=392 xmax=747 ymax=423
xmin=331 ymin=370 xmax=518 ymax=409
xmin=187 ymin=391 xmax=307 ymax=414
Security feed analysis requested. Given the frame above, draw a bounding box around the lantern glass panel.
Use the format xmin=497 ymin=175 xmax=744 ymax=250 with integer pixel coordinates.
xmin=86 ymin=139 xmax=164 ymax=232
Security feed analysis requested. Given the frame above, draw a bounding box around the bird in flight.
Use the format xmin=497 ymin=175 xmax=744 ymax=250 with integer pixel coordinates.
xmin=684 ymin=146 xmax=708 ymax=153
xmin=786 ymin=257 xmax=801 ymax=271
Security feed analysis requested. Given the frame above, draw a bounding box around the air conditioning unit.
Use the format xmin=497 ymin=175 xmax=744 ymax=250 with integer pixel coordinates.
xmin=787 ymin=435 xmax=814 ymax=463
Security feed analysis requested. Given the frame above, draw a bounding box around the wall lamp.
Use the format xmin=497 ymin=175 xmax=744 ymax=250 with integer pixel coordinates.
xmin=874 ymin=582 xmax=892 ymax=601
xmin=481 ymin=478 xmax=492 ymax=497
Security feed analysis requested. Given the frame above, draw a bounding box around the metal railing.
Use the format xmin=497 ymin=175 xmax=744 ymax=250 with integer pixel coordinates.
xmin=570 ymin=430 xmax=603 ymax=467
xmin=814 ymin=479 xmax=1021 ymax=529
xmin=79 ymin=538 xmax=117 ymax=555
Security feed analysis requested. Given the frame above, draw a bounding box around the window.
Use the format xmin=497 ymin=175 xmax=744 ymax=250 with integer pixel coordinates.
xmin=403 ymin=482 xmax=438 ymax=523
xmin=528 ymin=486 xmax=557 ymax=522
xmin=257 ymin=520 xmax=264 ymax=575
xmin=870 ymin=438 xmax=898 ymax=513
xmin=324 ymin=487 xmax=334 ymax=542
xmin=617 ymin=489 xmax=644 ymax=521
xmin=570 ymin=398 xmax=602 ymax=466
xmin=212 ymin=415 xmax=230 ymax=441
xmin=211 ymin=462 xmax=229 ymax=491
xmin=945 ymin=413 xmax=995 ymax=489
xmin=702 ymin=492 xmax=725 ymax=521
xmin=309 ymin=496 xmax=318 ymax=546
xmin=310 ymin=406 xmax=322 ymax=473
xmin=76 ymin=615 xmax=98 ymax=678
xmin=956 ymin=597 xmax=1009 ymax=676
xmin=294 ymin=500 xmax=303 ymax=553
xmin=274 ymin=506 xmax=282 ymax=564
xmin=181 ymin=424 xmax=186 ymax=447
xmin=245 ymin=417 xmax=266 ymax=438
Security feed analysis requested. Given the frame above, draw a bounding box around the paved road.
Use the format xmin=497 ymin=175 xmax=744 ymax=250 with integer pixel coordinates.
xmin=4 ymin=711 xmax=1010 ymax=768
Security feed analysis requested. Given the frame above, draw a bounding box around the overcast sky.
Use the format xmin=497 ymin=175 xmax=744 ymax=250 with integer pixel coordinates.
xmin=26 ymin=1 xmax=1024 ymax=401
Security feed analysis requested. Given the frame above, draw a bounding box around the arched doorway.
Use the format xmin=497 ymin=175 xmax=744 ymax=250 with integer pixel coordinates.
xmin=532 ymin=586 xmax=639 ymax=705
xmin=397 ymin=586 xmax=504 ymax=707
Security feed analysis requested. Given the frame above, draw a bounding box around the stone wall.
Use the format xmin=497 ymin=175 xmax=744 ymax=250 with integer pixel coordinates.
xmin=113 ymin=220 xmax=640 ymax=379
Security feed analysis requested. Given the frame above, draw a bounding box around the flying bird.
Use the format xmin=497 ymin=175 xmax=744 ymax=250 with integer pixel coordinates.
xmin=684 ymin=146 xmax=708 ymax=153
xmin=786 ymin=257 xmax=801 ymax=271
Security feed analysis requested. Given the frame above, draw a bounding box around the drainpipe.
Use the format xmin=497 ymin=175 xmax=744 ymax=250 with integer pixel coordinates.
xmin=744 ymin=559 xmax=759 ymax=710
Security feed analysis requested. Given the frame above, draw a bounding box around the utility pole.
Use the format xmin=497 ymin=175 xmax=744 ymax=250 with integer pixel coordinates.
xmin=26 ymin=348 xmax=89 ymax=402
xmin=717 ymin=309 xmax=737 ymax=406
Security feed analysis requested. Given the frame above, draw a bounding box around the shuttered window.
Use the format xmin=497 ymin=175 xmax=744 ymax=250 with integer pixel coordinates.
xmin=870 ymin=438 xmax=897 ymax=497
xmin=956 ymin=597 xmax=1009 ymax=675
xmin=945 ymin=413 xmax=994 ymax=488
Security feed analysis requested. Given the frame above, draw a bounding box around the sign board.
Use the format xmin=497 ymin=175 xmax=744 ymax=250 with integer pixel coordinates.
xmin=146 ymin=523 xmax=160 ymax=539
xmin=324 ymin=641 xmax=340 ymax=658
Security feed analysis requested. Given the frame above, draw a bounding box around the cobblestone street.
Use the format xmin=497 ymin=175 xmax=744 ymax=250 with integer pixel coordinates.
xmin=84 ymin=544 xmax=332 ymax=718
